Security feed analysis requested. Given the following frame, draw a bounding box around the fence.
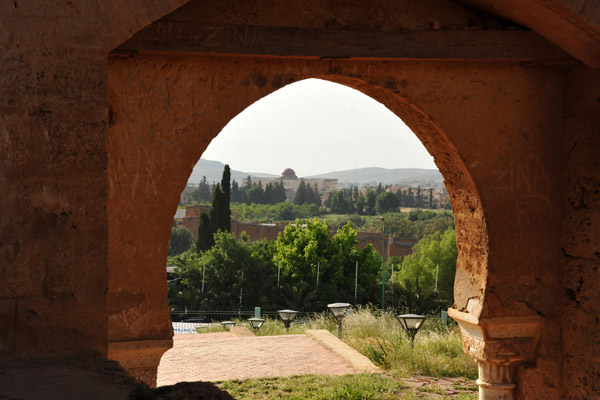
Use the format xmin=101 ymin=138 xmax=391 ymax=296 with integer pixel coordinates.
xmin=170 ymin=306 xmax=327 ymax=335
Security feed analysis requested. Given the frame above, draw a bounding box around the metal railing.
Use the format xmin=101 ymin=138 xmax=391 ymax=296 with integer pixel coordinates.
xmin=170 ymin=306 xmax=326 ymax=324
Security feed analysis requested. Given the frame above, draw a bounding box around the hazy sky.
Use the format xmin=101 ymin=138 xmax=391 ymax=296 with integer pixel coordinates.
xmin=200 ymin=78 xmax=436 ymax=178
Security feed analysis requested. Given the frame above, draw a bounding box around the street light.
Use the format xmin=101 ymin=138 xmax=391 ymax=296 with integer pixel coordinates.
xmin=278 ymin=309 xmax=298 ymax=331
xmin=379 ymin=216 xmax=385 ymax=310
xmin=248 ymin=317 xmax=265 ymax=331
xmin=396 ymin=314 xmax=427 ymax=344
xmin=221 ymin=320 xmax=236 ymax=330
xmin=327 ymin=302 xmax=350 ymax=339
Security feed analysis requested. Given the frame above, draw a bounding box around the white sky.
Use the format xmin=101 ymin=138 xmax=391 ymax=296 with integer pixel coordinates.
xmin=200 ymin=78 xmax=436 ymax=178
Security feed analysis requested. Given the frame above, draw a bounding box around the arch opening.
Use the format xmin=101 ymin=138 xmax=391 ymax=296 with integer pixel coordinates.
xmin=106 ymin=52 xmax=489 ymax=388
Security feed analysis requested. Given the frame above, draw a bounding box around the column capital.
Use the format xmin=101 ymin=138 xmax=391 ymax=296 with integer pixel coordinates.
xmin=448 ymin=308 xmax=543 ymax=364
xmin=448 ymin=308 xmax=543 ymax=399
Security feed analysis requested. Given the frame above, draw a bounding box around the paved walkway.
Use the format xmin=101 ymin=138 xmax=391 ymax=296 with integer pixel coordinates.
xmin=157 ymin=331 xmax=368 ymax=386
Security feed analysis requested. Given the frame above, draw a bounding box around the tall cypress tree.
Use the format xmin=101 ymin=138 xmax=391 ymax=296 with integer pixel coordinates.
xmin=196 ymin=212 xmax=213 ymax=252
xmin=428 ymin=188 xmax=434 ymax=209
xmin=294 ymin=180 xmax=307 ymax=205
xmin=220 ymin=165 xmax=231 ymax=232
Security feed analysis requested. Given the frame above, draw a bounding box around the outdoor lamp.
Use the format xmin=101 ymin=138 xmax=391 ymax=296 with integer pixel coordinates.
xmin=396 ymin=314 xmax=427 ymax=343
xmin=327 ymin=302 xmax=350 ymax=339
xmin=221 ymin=320 xmax=236 ymax=330
xmin=248 ymin=317 xmax=265 ymax=331
xmin=278 ymin=309 xmax=298 ymax=331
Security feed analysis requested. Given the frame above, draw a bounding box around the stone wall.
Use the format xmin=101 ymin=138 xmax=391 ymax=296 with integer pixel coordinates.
xmin=1 ymin=0 xmax=599 ymax=397
xmin=558 ymin=66 xmax=600 ymax=398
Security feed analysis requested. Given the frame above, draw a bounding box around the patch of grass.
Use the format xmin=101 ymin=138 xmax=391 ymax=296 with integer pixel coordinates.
xmin=219 ymin=373 xmax=406 ymax=399
xmin=341 ymin=307 xmax=477 ymax=379
xmin=217 ymin=373 xmax=478 ymax=400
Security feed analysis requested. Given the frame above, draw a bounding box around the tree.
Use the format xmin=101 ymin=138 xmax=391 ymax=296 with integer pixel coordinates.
xmin=275 ymin=202 xmax=295 ymax=220
xmin=375 ymin=192 xmax=399 ymax=214
xmin=177 ymin=232 xmax=278 ymax=309
xmin=220 ymin=165 xmax=231 ymax=231
xmin=274 ymin=218 xmax=380 ymax=305
xmin=330 ymin=191 xmax=351 ymax=214
xmin=196 ymin=213 xmax=212 ymax=252
xmin=294 ymin=180 xmax=307 ymax=205
xmin=390 ymin=277 xmax=441 ymax=314
xmin=415 ymin=186 xmax=424 ymax=208
xmin=274 ymin=180 xmax=287 ymax=203
xmin=168 ymin=226 xmax=194 ymax=256
xmin=365 ymin=190 xmax=377 ymax=215
xmin=396 ymin=229 xmax=457 ymax=302
xmin=231 ymin=179 xmax=244 ymax=203
xmin=264 ymin=182 xmax=274 ymax=204
xmin=277 ymin=282 xmax=318 ymax=311
xmin=246 ymin=185 xmax=264 ymax=204
xmin=405 ymin=187 xmax=414 ymax=207
xmin=208 ymin=166 xmax=232 ymax=234
xmin=192 ymin=176 xmax=212 ymax=203
xmin=355 ymin=194 xmax=366 ymax=215
xmin=428 ymin=188 xmax=434 ymax=209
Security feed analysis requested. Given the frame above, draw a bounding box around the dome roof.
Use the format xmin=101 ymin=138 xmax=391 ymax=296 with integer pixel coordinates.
xmin=280 ymin=168 xmax=298 ymax=179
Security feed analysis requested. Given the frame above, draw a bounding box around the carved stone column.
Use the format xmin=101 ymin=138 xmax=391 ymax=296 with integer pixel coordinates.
xmin=448 ymin=309 xmax=543 ymax=400
xmin=108 ymin=339 xmax=173 ymax=387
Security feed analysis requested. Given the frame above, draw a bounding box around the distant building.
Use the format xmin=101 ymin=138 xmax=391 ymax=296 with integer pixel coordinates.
xmin=280 ymin=168 xmax=298 ymax=180
xmin=246 ymin=168 xmax=338 ymax=201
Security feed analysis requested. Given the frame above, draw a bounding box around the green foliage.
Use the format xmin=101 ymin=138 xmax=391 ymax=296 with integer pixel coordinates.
xmin=196 ymin=213 xmax=212 ymax=252
xmin=328 ymin=210 xmax=453 ymax=241
xmin=188 ymin=175 xmax=212 ymax=204
xmin=168 ymin=226 xmax=194 ymax=257
xmin=210 ymin=182 xmax=231 ymax=234
xmin=231 ymin=202 xmax=322 ymax=223
xmin=375 ymin=192 xmax=400 ymax=214
xmin=388 ymin=277 xmax=442 ymax=314
xmin=277 ymin=282 xmax=319 ymax=311
xmin=168 ymin=252 xmax=204 ymax=309
xmin=330 ymin=190 xmax=353 ymax=214
xmin=365 ymin=190 xmax=377 ymax=215
xmin=396 ymin=229 xmax=458 ymax=304
xmin=274 ymin=218 xmax=380 ymax=305
xmin=172 ymin=232 xmax=278 ymax=309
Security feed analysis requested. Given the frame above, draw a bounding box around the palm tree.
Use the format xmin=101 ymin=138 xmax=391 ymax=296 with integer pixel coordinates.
xmin=391 ymin=277 xmax=440 ymax=314
xmin=277 ymin=282 xmax=319 ymax=311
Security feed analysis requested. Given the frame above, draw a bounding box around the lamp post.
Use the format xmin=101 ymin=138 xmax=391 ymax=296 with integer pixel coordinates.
xmin=221 ymin=320 xmax=236 ymax=330
xmin=380 ymin=217 xmax=385 ymax=310
xmin=396 ymin=314 xmax=426 ymax=344
xmin=248 ymin=317 xmax=265 ymax=331
xmin=278 ymin=309 xmax=298 ymax=332
xmin=327 ymin=302 xmax=350 ymax=339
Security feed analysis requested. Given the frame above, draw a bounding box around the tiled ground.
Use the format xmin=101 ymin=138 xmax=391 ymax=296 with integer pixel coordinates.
xmin=157 ymin=332 xmax=358 ymax=386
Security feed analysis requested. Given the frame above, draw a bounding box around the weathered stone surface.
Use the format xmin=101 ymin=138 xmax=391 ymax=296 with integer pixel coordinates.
xmin=1 ymin=0 xmax=599 ymax=397
xmin=560 ymin=66 xmax=600 ymax=399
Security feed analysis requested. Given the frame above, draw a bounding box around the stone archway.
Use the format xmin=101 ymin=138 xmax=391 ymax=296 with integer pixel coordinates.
xmin=2 ymin=0 xmax=599 ymax=397
xmin=105 ymin=53 xmax=496 ymax=385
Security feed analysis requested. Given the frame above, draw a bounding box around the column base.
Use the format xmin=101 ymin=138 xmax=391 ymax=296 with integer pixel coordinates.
xmin=108 ymin=339 xmax=173 ymax=387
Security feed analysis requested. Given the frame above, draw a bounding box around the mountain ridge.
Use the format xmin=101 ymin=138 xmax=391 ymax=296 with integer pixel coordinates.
xmin=188 ymin=159 xmax=443 ymax=187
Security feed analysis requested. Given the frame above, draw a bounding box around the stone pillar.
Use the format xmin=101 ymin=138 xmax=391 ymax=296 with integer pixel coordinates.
xmin=107 ymin=339 xmax=173 ymax=387
xmin=448 ymin=309 xmax=543 ymax=400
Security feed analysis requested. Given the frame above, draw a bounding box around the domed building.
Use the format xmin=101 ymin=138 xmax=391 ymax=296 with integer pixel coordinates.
xmin=280 ymin=168 xmax=298 ymax=180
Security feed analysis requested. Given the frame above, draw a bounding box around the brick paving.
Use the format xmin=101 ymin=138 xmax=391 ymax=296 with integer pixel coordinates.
xmin=157 ymin=332 xmax=359 ymax=386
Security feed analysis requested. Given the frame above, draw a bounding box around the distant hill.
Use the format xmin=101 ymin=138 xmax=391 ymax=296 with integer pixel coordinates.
xmin=305 ymin=167 xmax=444 ymax=187
xmin=187 ymin=159 xmax=277 ymax=184
xmin=188 ymin=159 xmax=443 ymax=188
